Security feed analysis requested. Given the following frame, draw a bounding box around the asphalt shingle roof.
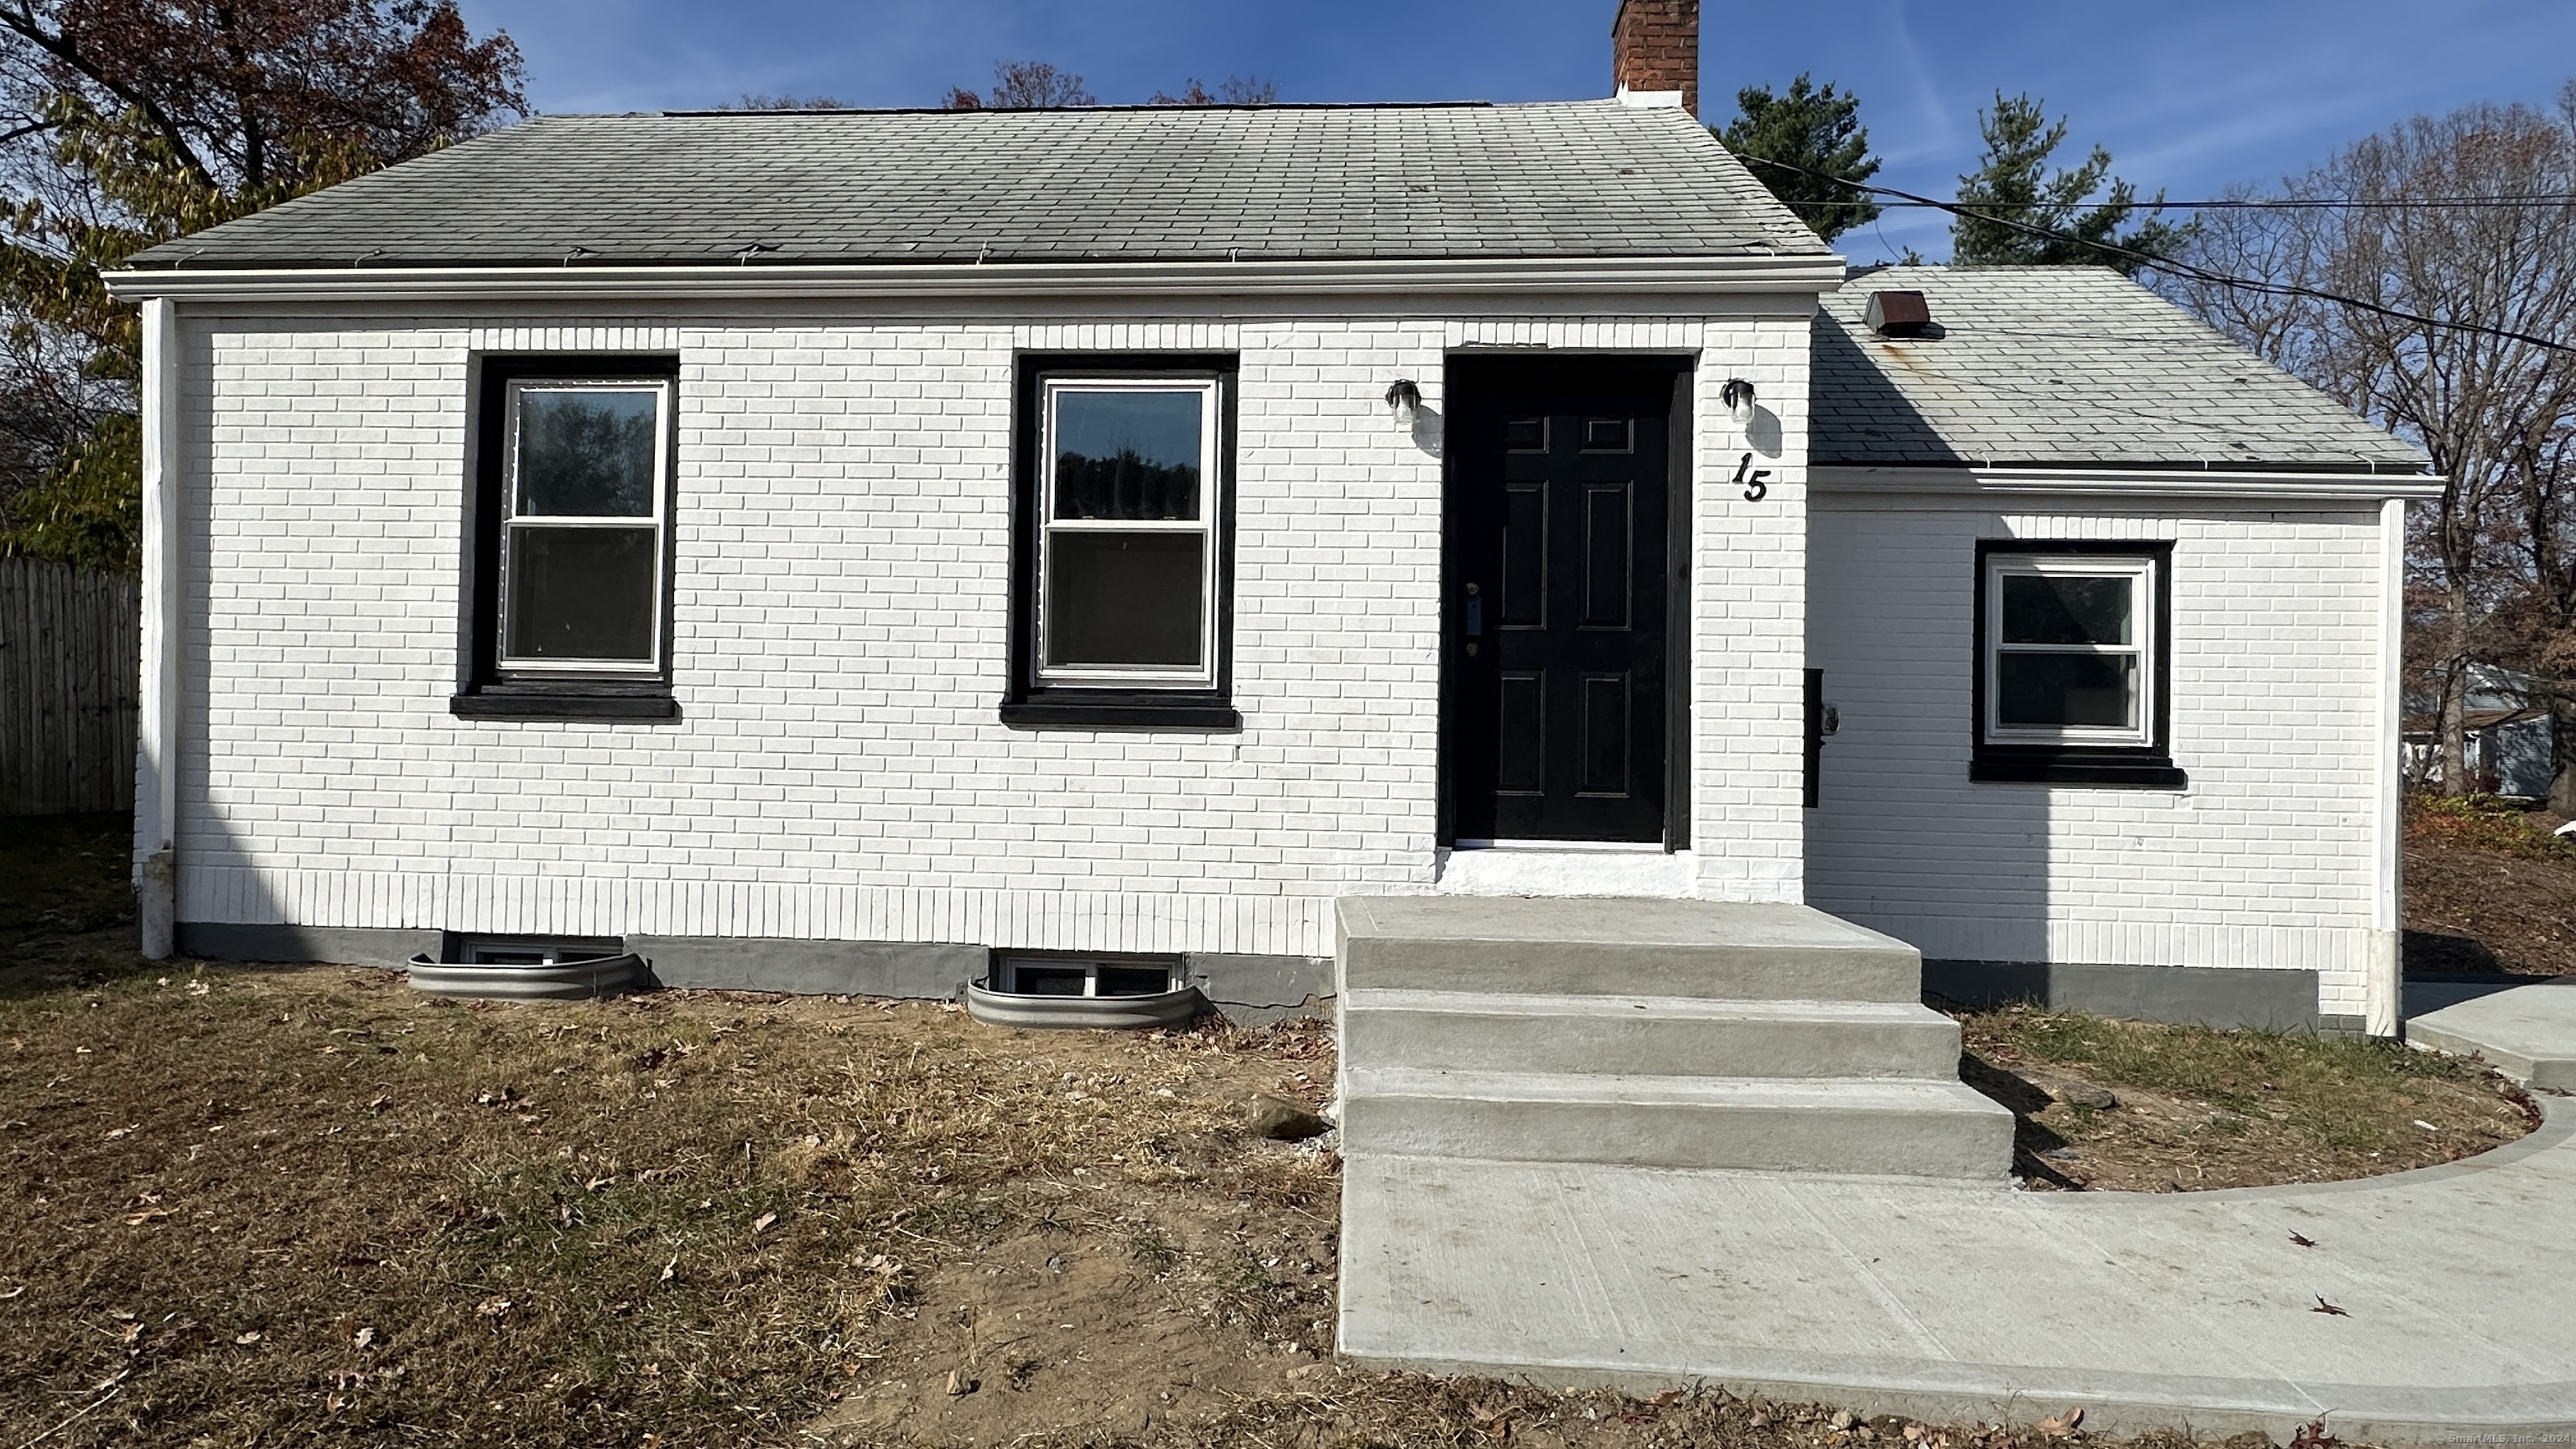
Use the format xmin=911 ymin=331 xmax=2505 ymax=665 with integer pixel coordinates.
xmin=1812 ymin=265 xmax=2427 ymax=471
xmin=126 ymin=101 xmax=1828 ymax=270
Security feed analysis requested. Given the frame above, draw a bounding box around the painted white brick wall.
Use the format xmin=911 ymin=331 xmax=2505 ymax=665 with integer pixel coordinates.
xmin=173 ymin=302 xmax=1815 ymax=959
xmin=1805 ymin=498 xmax=2389 ymax=1017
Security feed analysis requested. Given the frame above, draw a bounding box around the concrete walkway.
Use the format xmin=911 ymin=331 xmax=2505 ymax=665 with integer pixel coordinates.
xmin=1341 ymin=1100 xmax=2576 ymax=1442
xmin=2408 ymin=977 xmax=2576 ymax=1090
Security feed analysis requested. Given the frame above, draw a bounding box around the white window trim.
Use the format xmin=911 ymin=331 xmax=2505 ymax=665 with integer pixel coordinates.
xmin=496 ymin=377 xmax=672 ymax=674
xmin=1034 ymin=374 xmax=1222 ymax=689
xmin=997 ymin=955 xmax=1181 ymax=997
xmin=1982 ymin=553 xmax=2157 ymax=749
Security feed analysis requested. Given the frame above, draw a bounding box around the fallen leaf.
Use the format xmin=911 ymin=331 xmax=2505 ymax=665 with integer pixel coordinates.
xmin=2037 ymin=1406 xmax=2084 ymax=1439
xmin=2289 ymin=1232 xmax=2316 ymax=1248
xmin=2311 ymin=1296 xmax=2350 ymax=1317
xmin=944 ymin=1368 xmax=976 ymax=1396
xmin=233 ymin=1331 xmax=262 ymax=1346
xmin=752 ymin=1212 xmax=778 ymax=1235
xmin=352 ymin=1326 xmax=377 ymax=1349
xmin=659 ymin=1256 xmax=678 ymax=1283
xmin=476 ymin=1296 xmax=512 ymax=1317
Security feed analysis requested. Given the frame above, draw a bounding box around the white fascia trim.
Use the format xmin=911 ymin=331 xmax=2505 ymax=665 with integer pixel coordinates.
xmin=1809 ymin=463 xmax=2445 ymax=504
xmin=101 ymin=252 xmax=1847 ymax=304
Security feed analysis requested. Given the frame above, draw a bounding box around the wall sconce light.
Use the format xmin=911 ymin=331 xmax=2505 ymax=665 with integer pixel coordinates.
xmin=1385 ymin=378 xmax=1422 ymax=427
xmin=1721 ymin=377 xmax=1758 ymax=425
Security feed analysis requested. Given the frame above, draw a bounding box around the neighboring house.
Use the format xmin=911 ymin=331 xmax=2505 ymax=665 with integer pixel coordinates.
xmin=2403 ymin=664 xmax=2556 ymax=799
xmin=101 ymin=3 xmax=2431 ymax=1036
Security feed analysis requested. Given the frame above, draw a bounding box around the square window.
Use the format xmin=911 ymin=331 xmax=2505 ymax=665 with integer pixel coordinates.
xmin=1972 ymin=544 xmax=2182 ymax=787
xmin=1005 ymin=356 xmax=1239 ymax=730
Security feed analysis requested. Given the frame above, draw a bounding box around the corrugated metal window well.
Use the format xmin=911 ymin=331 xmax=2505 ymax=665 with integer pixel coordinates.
xmin=407 ymin=933 xmax=652 ymax=1001
xmin=966 ymin=953 xmax=1204 ymax=1031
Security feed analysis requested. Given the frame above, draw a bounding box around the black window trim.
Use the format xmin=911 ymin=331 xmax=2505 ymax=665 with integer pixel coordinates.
xmin=1002 ymin=351 xmax=1241 ymax=731
xmin=454 ymin=353 xmax=683 ymax=721
xmin=1971 ymin=539 xmax=2184 ymax=788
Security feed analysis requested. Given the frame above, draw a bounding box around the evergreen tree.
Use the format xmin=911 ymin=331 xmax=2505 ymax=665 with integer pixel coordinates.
xmin=1952 ymin=92 xmax=2184 ymax=273
xmin=1716 ymin=74 xmax=1881 ymax=242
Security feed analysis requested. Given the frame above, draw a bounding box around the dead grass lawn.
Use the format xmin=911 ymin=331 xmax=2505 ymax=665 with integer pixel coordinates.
xmin=0 ymin=814 xmax=2464 ymax=1447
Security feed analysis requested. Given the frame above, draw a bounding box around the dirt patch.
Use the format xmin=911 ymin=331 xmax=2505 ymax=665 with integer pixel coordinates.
xmin=2402 ymin=792 xmax=2576 ymax=977
xmin=1959 ymin=1006 xmax=2536 ymax=1192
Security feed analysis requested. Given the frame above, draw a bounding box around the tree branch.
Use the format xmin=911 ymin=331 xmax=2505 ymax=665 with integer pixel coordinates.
xmin=0 ymin=3 xmax=217 ymax=187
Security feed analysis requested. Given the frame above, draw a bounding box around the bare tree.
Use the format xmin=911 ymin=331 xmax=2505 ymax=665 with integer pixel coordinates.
xmin=1149 ymin=75 xmax=1277 ymax=106
xmin=724 ymin=93 xmax=849 ymax=111
xmin=2158 ymin=85 xmax=2576 ymax=799
xmin=943 ymin=60 xmax=1094 ymax=111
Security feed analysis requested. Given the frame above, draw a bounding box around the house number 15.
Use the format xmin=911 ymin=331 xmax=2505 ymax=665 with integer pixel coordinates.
xmin=1733 ymin=452 xmax=1774 ymax=502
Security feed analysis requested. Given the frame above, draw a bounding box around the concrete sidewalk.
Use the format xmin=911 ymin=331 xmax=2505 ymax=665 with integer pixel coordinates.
xmin=1341 ymin=1100 xmax=2576 ymax=1442
xmin=2408 ymin=977 xmax=2576 ymax=1090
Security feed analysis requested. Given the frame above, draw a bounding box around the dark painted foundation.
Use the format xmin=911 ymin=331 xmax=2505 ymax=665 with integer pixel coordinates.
xmin=172 ymin=923 xmax=1332 ymax=1025
xmin=1924 ymin=958 xmax=2336 ymax=1032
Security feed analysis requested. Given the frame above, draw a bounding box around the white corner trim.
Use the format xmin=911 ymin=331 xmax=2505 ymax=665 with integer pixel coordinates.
xmin=135 ymin=296 xmax=180 ymax=960
xmin=2368 ymin=496 xmax=2406 ymax=1038
xmin=1615 ymin=86 xmax=1687 ymax=109
xmin=99 ymin=252 xmax=1846 ymax=305
xmin=1809 ymin=463 xmax=2445 ymax=504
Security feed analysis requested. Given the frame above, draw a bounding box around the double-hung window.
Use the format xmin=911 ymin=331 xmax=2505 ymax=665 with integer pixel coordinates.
xmin=1971 ymin=543 xmax=2182 ymax=787
xmin=455 ymin=356 xmax=680 ymax=719
xmin=1005 ymin=356 xmax=1238 ymax=729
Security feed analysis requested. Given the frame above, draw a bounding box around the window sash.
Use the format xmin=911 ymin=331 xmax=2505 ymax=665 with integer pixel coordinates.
xmin=1983 ymin=556 xmax=2156 ymax=747
xmin=497 ymin=377 xmax=671 ymax=673
xmin=1036 ymin=376 xmax=1221 ymax=688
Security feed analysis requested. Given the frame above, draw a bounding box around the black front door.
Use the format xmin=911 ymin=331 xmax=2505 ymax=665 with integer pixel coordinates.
xmin=1445 ymin=361 xmax=1680 ymax=844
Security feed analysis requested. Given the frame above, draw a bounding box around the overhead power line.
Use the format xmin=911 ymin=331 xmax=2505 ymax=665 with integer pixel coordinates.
xmin=1784 ymin=195 xmax=2576 ymax=211
xmin=1738 ymin=154 xmax=2576 ymax=356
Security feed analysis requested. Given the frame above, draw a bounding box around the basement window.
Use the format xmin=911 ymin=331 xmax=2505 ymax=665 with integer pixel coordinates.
xmin=990 ymin=954 xmax=1182 ymax=999
xmin=1971 ymin=542 xmax=2184 ymax=788
xmin=440 ymin=933 xmax=627 ymax=966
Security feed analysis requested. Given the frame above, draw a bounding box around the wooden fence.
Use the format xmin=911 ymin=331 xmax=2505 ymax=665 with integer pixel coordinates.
xmin=0 ymin=556 xmax=138 ymax=815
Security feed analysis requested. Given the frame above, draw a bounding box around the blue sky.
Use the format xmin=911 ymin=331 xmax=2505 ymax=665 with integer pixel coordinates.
xmin=455 ymin=0 xmax=2576 ymax=264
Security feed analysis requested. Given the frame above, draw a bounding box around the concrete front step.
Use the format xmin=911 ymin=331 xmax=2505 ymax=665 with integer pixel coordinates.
xmin=1342 ymin=1065 xmax=2015 ymax=1180
xmin=1343 ymin=988 xmax=1965 ymax=1080
xmin=1337 ymin=896 xmax=1924 ymax=1004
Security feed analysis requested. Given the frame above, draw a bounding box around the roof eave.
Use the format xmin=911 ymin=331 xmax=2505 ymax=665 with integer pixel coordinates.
xmin=1810 ymin=461 xmax=2444 ymax=503
xmin=103 ymin=252 xmax=1849 ymax=304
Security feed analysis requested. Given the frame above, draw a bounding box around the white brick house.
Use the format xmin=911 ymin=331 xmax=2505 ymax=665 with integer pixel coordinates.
xmin=102 ymin=29 xmax=2429 ymax=1034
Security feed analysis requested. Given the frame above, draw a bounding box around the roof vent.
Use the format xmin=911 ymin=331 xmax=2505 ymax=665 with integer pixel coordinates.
xmin=1866 ymin=289 xmax=1932 ymax=338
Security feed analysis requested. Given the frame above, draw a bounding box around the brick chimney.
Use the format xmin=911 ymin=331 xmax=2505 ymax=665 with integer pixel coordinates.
xmin=1611 ymin=0 xmax=1699 ymax=117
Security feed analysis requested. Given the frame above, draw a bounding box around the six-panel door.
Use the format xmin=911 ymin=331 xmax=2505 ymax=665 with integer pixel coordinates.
xmin=1445 ymin=362 xmax=1678 ymax=844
